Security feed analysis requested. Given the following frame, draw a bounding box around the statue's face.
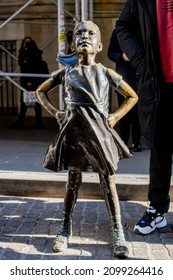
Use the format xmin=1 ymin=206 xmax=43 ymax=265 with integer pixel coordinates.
xmin=72 ymin=21 xmax=102 ymax=55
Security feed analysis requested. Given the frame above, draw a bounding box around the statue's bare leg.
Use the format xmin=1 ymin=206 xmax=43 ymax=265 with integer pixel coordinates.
xmin=99 ymin=174 xmax=128 ymax=259
xmin=52 ymin=167 xmax=81 ymax=252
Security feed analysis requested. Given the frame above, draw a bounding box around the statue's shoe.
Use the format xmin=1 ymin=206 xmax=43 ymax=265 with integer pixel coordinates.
xmin=52 ymin=235 xmax=69 ymax=252
xmin=113 ymin=245 xmax=129 ymax=259
xmin=52 ymin=227 xmax=72 ymax=252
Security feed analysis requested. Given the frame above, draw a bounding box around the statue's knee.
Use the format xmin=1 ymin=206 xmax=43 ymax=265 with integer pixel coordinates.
xmin=99 ymin=174 xmax=110 ymax=192
xmin=67 ymin=167 xmax=82 ymax=191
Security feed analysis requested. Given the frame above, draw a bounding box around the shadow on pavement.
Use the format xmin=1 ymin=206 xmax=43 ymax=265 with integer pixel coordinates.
xmin=0 ymin=196 xmax=173 ymax=260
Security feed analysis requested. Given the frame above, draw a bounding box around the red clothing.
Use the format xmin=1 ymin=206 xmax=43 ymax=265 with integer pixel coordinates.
xmin=156 ymin=0 xmax=173 ymax=82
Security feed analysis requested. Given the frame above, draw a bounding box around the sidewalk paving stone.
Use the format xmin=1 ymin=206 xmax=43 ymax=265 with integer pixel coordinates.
xmin=0 ymin=195 xmax=173 ymax=260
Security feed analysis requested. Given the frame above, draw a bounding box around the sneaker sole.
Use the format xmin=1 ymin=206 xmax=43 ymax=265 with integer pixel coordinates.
xmin=134 ymin=225 xmax=156 ymax=235
xmin=134 ymin=218 xmax=167 ymax=235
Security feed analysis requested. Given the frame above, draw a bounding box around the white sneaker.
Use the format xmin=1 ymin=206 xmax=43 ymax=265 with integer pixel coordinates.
xmin=134 ymin=207 xmax=167 ymax=235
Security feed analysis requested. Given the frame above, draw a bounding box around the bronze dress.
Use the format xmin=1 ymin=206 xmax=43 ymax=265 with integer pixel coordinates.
xmin=43 ymin=63 xmax=131 ymax=175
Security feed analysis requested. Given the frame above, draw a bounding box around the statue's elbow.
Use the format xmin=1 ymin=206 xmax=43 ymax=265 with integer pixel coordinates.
xmin=35 ymin=90 xmax=44 ymax=103
xmin=136 ymin=95 xmax=139 ymax=103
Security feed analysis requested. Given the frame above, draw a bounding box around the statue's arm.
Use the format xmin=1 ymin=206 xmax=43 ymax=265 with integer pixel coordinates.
xmin=35 ymin=68 xmax=65 ymax=121
xmin=107 ymin=68 xmax=138 ymax=128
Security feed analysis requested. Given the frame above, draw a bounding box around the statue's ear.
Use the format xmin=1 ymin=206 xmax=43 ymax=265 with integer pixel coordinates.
xmin=97 ymin=42 xmax=103 ymax=53
xmin=70 ymin=42 xmax=74 ymax=52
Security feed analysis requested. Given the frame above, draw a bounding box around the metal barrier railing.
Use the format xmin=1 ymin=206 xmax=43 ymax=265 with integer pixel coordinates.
xmin=0 ymin=71 xmax=51 ymax=94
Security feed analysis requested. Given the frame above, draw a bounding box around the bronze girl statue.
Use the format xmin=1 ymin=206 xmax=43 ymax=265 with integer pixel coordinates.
xmin=36 ymin=21 xmax=138 ymax=259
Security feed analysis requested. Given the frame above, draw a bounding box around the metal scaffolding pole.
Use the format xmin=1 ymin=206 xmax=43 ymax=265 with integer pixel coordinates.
xmin=58 ymin=0 xmax=66 ymax=54
xmin=57 ymin=0 xmax=65 ymax=111
xmin=0 ymin=72 xmax=51 ymax=78
xmin=81 ymin=0 xmax=89 ymax=21
xmin=75 ymin=0 xmax=81 ymax=24
xmin=89 ymin=0 xmax=94 ymax=21
xmin=0 ymin=70 xmax=34 ymax=95
xmin=0 ymin=0 xmax=35 ymax=29
xmin=0 ymin=45 xmax=18 ymax=61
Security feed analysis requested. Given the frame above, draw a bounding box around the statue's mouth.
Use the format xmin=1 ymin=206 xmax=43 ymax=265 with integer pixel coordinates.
xmin=78 ymin=41 xmax=91 ymax=48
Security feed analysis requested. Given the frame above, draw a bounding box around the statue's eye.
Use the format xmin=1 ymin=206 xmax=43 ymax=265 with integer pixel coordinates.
xmin=89 ymin=30 xmax=95 ymax=36
xmin=75 ymin=31 xmax=81 ymax=36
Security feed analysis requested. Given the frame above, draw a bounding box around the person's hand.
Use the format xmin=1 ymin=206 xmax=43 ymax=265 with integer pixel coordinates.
xmin=122 ymin=53 xmax=129 ymax=61
xmin=108 ymin=113 xmax=119 ymax=128
xmin=55 ymin=110 xmax=65 ymax=123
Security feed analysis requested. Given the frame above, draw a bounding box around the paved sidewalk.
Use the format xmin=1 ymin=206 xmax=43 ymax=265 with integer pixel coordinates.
xmin=0 ymin=195 xmax=173 ymax=260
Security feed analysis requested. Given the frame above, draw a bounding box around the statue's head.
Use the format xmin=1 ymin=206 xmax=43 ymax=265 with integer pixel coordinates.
xmin=71 ymin=21 xmax=103 ymax=55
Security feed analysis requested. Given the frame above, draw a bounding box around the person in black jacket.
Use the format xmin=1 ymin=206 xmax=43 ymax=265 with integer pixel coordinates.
xmin=108 ymin=29 xmax=141 ymax=152
xmin=11 ymin=37 xmax=49 ymax=129
xmin=116 ymin=0 xmax=173 ymax=235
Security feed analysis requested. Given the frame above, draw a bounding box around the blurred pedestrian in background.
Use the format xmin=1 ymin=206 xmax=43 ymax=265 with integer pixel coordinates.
xmin=108 ymin=28 xmax=141 ymax=152
xmin=11 ymin=36 xmax=49 ymax=129
xmin=66 ymin=30 xmax=73 ymax=55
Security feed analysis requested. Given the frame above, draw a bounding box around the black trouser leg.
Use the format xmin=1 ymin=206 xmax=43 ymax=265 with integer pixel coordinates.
xmin=117 ymin=94 xmax=130 ymax=145
xmin=99 ymin=174 xmax=128 ymax=259
xmin=149 ymin=85 xmax=173 ymax=213
xmin=17 ymin=92 xmax=27 ymax=126
xmin=149 ymin=145 xmax=171 ymax=213
xmin=34 ymin=102 xmax=43 ymax=126
xmin=18 ymin=102 xmax=27 ymax=121
xmin=131 ymin=105 xmax=141 ymax=145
